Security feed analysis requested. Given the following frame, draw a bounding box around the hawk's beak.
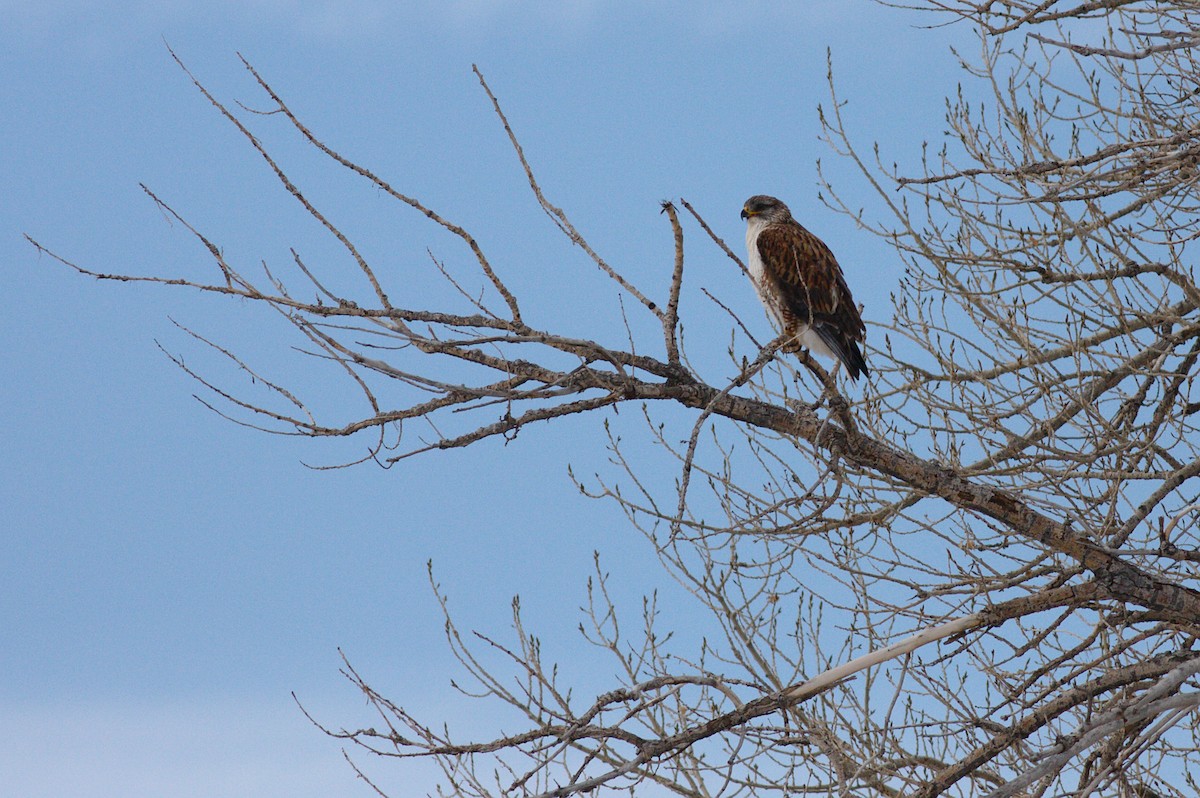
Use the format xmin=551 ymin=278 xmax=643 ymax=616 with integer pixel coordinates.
xmin=740 ymin=208 xmax=752 ymax=220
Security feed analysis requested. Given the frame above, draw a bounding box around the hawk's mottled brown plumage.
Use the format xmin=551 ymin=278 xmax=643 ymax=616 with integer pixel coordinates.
xmin=741 ymin=195 xmax=868 ymax=380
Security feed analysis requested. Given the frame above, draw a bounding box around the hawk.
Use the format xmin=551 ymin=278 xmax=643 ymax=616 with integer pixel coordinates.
xmin=741 ymin=195 xmax=868 ymax=380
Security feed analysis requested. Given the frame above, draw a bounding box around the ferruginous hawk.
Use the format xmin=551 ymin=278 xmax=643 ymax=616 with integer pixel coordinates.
xmin=740 ymin=194 xmax=868 ymax=380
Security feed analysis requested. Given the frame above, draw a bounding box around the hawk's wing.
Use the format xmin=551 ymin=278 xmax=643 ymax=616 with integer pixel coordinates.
xmin=756 ymin=221 xmax=869 ymax=378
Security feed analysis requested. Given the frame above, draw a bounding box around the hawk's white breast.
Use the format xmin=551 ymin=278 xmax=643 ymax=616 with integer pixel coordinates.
xmin=744 ymin=216 xmax=775 ymax=319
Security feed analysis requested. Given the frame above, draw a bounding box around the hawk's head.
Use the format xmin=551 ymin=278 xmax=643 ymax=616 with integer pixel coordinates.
xmin=740 ymin=195 xmax=792 ymax=223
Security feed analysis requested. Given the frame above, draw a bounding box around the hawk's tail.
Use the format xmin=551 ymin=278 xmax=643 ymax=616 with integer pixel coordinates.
xmin=814 ymin=324 xmax=869 ymax=381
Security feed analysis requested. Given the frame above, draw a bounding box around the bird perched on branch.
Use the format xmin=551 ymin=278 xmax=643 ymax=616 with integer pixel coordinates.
xmin=741 ymin=195 xmax=868 ymax=380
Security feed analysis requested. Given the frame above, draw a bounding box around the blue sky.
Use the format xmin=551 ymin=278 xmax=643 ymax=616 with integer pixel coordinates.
xmin=2 ymin=3 xmax=967 ymax=795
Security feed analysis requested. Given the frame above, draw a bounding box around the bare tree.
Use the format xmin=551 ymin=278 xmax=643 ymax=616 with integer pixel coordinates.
xmin=28 ymin=2 xmax=1200 ymax=796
